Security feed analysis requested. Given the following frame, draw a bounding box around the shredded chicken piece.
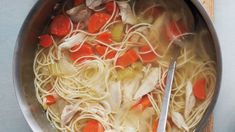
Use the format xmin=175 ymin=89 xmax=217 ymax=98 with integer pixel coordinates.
xmin=107 ymin=81 xmax=122 ymax=111
xmin=58 ymin=58 xmax=77 ymax=75
xmin=122 ymin=72 xmax=143 ymax=102
xmin=148 ymin=13 xmax=166 ymax=42
xmin=59 ymin=33 xmax=86 ymax=50
xmin=129 ymin=26 xmax=149 ymax=43
xmin=117 ymin=1 xmax=137 ymax=25
xmin=61 ymin=103 xmax=80 ymax=124
xmin=86 ymin=0 xmax=103 ymax=10
xmin=134 ymin=67 xmax=161 ymax=100
xmin=67 ymin=5 xmax=91 ymax=23
xmin=172 ymin=112 xmax=189 ymax=131
xmin=58 ymin=33 xmax=86 ymax=58
xmin=184 ymin=81 xmax=196 ymax=118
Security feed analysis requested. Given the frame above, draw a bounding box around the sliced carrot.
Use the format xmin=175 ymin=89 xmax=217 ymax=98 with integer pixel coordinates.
xmin=97 ymin=32 xmax=112 ymax=44
xmin=50 ymin=15 xmax=71 ymax=37
xmin=132 ymin=95 xmax=151 ymax=111
xmin=152 ymin=118 xmax=173 ymax=132
xmin=139 ymin=45 xmax=157 ymax=63
xmin=39 ymin=34 xmax=53 ymax=48
xmin=95 ymin=45 xmax=116 ymax=59
xmin=105 ymin=1 xmax=117 ymax=14
xmin=88 ymin=13 xmax=111 ymax=33
xmin=74 ymin=0 xmax=84 ymax=6
xmin=106 ymin=50 xmax=116 ymax=59
xmin=46 ymin=95 xmax=56 ymax=105
xmin=116 ymin=49 xmax=139 ymax=68
xmin=193 ymin=78 xmax=207 ymax=100
xmin=70 ymin=43 xmax=94 ymax=63
xmin=83 ymin=120 xmax=104 ymax=132
xmin=165 ymin=20 xmax=186 ymax=42
xmin=95 ymin=45 xmax=106 ymax=55
xmin=152 ymin=119 xmax=159 ymax=132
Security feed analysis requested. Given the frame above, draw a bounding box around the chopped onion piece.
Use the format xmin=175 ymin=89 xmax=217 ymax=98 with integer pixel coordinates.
xmin=61 ymin=103 xmax=80 ymax=124
xmin=86 ymin=0 xmax=103 ymax=10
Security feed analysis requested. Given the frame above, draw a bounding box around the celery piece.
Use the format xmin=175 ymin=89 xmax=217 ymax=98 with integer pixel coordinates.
xmin=111 ymin=22 xmax=124 ymax=42
xmin=131 ymin=62 xmax=143 ymax=71
xmin=117 ymin=67 xmax=135 ymax=80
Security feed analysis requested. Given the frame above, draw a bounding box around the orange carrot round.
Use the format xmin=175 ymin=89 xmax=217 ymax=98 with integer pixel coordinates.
xmin=95 ymin=45 xmax=116 ymax=59
xmin=132 ymin=95 xmax=151 ymax=111
xmin=88 ymin=13 xmax=111 ymax=33
xmin=74 ymin=0 xmax=84 ymax=6
xmin=97 ymin=32 xmax=112 ymax=44
xmin=70 ymin=44 xmax=94 ymax=63
xmin=139 ymin=45 xmax=157 ymax=63
xmin=152 ymin=119 xmax=159 ymax=132
xmin=83 ymin=120 xmax=104 ymax=132
xmin=50 ymin=15 xmax=71 ymax=37
xmin=46 ymin=95 xmax=56 ymax=105
xmin=39 ymin=34 xmax=53 ymax=48
xmin=116 ymin=49 xmax=139 ymax=68
xmin=164 ymin=20 xmax=186 ymax=42
xmin=105 ymin=1 xmax=117 ymax=14
xmin=193 ymin=78 xmax=207 ymax=100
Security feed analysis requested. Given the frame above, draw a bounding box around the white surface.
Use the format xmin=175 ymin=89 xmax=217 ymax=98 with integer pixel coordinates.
xmin=0 ymin=0 xmax=234 ymax=131
xmin=0 ymin=0 xmax=34 ymax=131
xmin=214 ymin=0 xmax=235 ymax=132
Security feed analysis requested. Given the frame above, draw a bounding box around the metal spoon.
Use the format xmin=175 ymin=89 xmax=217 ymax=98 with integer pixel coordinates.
xmin=156 ymin=1 xmax=196 ymax=132
xmin=157 ymin=45 xmax=180 ymax=132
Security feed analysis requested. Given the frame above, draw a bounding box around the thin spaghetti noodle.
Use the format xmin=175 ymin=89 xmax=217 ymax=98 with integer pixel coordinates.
xmin=34 ymin=0 xmax=217 ymax=131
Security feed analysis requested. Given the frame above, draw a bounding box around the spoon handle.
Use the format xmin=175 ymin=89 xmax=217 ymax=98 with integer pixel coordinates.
xmin=157 ymin=60 xmax=177 ymax=132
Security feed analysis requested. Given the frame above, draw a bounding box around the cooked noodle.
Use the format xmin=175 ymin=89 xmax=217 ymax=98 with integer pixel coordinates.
xmin=34 ymin=0 xmax=217 ymax=131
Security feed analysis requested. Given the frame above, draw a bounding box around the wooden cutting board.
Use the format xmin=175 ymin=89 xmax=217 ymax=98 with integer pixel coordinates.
xmin=200 ymin=0 xmax=214 ymax=19
xmin=200 ymin=0 xmax=214 ymax=132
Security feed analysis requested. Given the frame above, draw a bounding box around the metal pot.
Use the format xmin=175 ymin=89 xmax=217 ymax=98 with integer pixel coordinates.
xmin=13 ymin=0 xmax=222 ymax=131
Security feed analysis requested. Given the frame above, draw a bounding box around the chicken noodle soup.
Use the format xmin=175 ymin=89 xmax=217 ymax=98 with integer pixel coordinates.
xmin=34 ymin=0 xmax=216 ymax=131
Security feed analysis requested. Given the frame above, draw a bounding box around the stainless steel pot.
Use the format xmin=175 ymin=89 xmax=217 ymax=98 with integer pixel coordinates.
xmin=13 ymin=0 xmax=222 ymax=131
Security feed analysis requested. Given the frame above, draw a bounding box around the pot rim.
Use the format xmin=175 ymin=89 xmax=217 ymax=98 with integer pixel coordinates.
xmin=13 ymin=0 xmax=222 ymax=131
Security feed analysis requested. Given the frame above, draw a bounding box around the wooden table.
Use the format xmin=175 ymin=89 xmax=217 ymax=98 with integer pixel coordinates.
xmin=200 ymin=0 xmax=214 ymax=19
